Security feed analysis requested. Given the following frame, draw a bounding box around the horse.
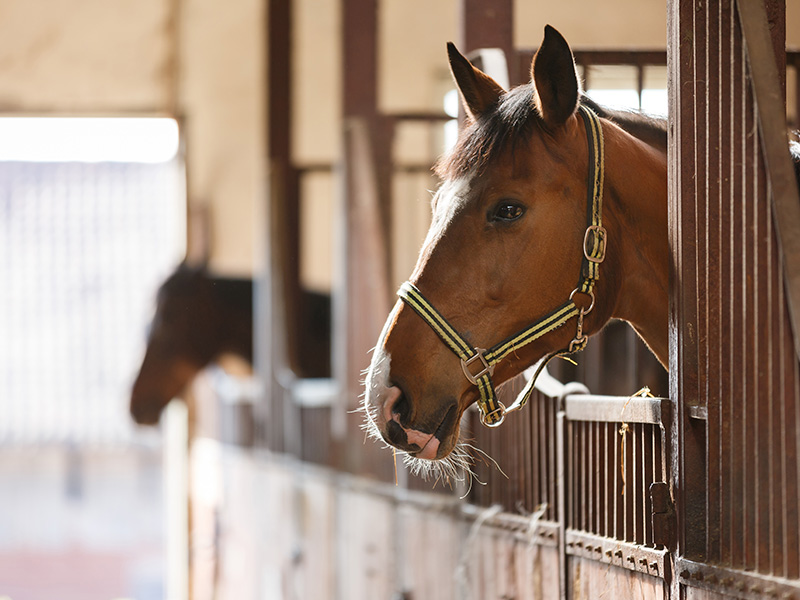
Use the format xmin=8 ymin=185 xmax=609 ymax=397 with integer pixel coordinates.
xmin=364 ymin=26 xmax=800 ymax=480
xmin=362 ymin=25 xmax=673 ymax=481
xmin=130 ymin=263 xmax=253 ymax=425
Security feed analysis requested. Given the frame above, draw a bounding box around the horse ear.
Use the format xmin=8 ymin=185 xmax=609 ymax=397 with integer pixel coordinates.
xmin=447 ymin=42 xmax=505 ymax=121
xmin=531 ymin=25 xmax=580 ymax=127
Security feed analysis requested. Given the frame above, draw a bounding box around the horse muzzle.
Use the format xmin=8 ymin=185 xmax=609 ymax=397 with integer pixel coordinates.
xmin=365 ymin=352 xmax=461 ymax=460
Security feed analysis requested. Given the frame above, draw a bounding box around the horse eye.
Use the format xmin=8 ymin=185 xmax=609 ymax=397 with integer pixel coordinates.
xmin=492 ymin=203 xmax=525 ymax=222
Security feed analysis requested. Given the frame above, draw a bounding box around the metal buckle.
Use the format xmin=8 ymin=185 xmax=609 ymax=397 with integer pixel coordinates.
xmin=583 ymin=225 xmax=607 ymax=263
xmin=480 ymin=402 xmax=506 ymax=428
xmin=461 ymin=349 xmax=494 ymax=385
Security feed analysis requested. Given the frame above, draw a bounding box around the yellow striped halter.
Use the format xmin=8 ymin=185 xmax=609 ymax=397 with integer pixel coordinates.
xmin=398 ymin=105 xmax=606 ymax=428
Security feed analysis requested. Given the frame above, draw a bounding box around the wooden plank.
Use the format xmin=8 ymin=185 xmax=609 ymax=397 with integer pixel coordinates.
xmin=568 ymin=556 xmax=666 ymax=599
xmin=564 ymin=394 xmax=667 ymax=425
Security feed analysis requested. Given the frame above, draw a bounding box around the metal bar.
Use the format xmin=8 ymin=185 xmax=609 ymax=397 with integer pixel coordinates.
xmin=641 ymin=423 xmax=648 ymax=546
xmin=614 ymin=414 xmax=622 ymax=540
xmin=556 ymin=408 xmax=568 ymax=600
xmin=533 ymin=394 xmax=540 ymax=513
xmin=756 ymin=99 xmax=772 ymax=575
xmin=604 ymin=421 xmax=610 ymax=539
xmin=636 ymin=423 xmax=643 ymax=545
xmin=704 ymin=0 xmax=723 ymax=565
xmin=743 ymin=32 xmax=758 ymax=572
xmin=588 ymin=421 xmax=594 ymax=534
xmin=738 ymin=0 xmax=800 ymax=361
xmin=549 ymin=396 xmax=558 ymax=523
xmin=729 ymin=1 xmax=746 ymax=570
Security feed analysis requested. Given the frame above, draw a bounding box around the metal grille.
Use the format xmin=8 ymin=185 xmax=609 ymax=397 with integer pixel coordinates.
xmin=564 ymin=396 xmax=668 ymax=549
xmin=469 ymin=387 xmax=560 ymax=522
xmin=670 ymin=0 xmax=800 ymax=585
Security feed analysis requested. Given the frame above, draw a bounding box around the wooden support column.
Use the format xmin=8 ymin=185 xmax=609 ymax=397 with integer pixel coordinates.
xmin=458 ymin=0 xmax=513 ymax=59
xmin=458 ymin=0 xmax=515 ymax=83
xmin=335 ymin=0 xmax=394 ymax=479
xmin=259 ymin=0 xmax=300 ymax=453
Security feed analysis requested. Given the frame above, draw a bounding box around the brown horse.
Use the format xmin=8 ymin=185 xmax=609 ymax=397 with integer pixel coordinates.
xmin=363 ymin=26 xmax=671 ymax=478
xmin=130 ymin=263 xmax=253 ymax=425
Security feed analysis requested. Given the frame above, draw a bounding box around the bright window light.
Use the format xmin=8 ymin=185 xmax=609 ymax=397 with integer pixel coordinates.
xmin=586 ymin=89 xmax=641 ymax=112
xmin=443 ymin=89 xmax=459 ymax=152
xmin=444 ymin=89 xmax=460 ymax=119
xmin=586 ymin=88 xmax=668 ymax=118
xmin=0 ymin=117 xmax=180 ymax=163
xmin=642 ymin=89 xmax=669 ymax=117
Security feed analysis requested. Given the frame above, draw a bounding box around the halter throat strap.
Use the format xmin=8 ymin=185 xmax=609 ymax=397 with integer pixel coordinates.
xmin=398 ymin=105 xmax=606 ymax=427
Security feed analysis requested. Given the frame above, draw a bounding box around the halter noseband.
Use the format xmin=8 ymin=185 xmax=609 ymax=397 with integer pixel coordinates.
xmin=398 ymin=105 xmax=606 ymax=428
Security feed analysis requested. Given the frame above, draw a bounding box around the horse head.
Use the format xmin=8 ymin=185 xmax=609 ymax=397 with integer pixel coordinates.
xmin=130 ymin=263 xmax=226 ymax=425
xmin=363 ymin=26 xmax=669 ymax=479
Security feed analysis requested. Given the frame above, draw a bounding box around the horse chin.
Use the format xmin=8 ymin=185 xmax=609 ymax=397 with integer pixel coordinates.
xmin=130 ymin=396 xmax=167 ymax=425
xmin=401 ymin=431 xmax=476 ymax=486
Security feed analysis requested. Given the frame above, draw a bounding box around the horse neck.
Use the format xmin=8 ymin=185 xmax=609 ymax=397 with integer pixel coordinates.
xmin=602 ymin=120 xmax=670 ymax=366
xmin=210 ymin=277 xmax=254 ymax=363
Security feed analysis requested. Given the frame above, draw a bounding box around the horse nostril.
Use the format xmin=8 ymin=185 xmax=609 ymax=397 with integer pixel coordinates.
xmin=385 ymin=419 xmax=410 ymax=448
xmin=387 ymin=387 xmax=411 ymax=424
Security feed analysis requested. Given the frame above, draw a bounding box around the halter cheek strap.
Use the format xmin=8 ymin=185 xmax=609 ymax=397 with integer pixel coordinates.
xmin=397 ymin=105 xmax=606 ymax=428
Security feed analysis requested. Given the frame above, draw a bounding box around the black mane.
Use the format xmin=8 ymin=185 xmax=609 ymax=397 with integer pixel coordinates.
xmin=435 ymin=87 xmax=668 ymax=180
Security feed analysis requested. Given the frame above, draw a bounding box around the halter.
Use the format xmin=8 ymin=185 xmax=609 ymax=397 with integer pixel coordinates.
xmin=398 ymin=104 xmax=606 ymax=428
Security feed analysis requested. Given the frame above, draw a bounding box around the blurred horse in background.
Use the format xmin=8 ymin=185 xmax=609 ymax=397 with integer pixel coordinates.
xmin=130 ymin=263 xmax=253 ymax=425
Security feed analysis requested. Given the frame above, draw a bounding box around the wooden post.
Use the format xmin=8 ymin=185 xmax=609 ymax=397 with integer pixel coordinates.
xmin=259 ymin=0 xmax=300 ymax=453
xmin=335 ymin=0 xmax=394 ymax=480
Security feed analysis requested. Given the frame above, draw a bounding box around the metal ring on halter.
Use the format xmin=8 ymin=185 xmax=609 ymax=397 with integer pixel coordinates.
xmin=460 ymin=348 xmax=494 ymax=385
xmin=569 ymin=287 xmax=596 ymax=314
xmin=480 ymin=401 xmax=506 ymax=428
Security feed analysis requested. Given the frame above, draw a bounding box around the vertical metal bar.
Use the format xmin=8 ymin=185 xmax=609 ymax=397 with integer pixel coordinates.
xmin=719 ymin=0 xmax=735 ymax=569
xmin=792 ymin=357 xmax=800 ymax=580
xmin=550 ymin=396 xmax=558 ymax=522
xmin=588 ymin=420 xmax=593 ymax=533
xmin=531 ymin=393 xmax=541 ymax=515
xmin=704 ymin=0 xmax=723 ymax=565
xmin=781 ymin=262 xmax=800 ymax=582
xmin=650 ymin=423 xmax=657 ymax=547
xmin=604 ymin=421 xmax=610 ymax=538
xmin=521 ymin=390 xmax=532 ymax=513
xmin=744 ymin=56 xmax=758 ymax=571
xmin=729 ymin=1 xmax=745 ymax=571
xmin=584 ymin=421 xmax=590 ymax=533
xmin=755 ymin=92 xmax=771 ymax=574
xmin=642 ymin=423 xmax=648 ymax=545
xmin=614 ymin=418 xmax=621 ymax=540
xmin=597 ymin=421 xmax=604 ymax=537
xmin=567 ymin=419 xmax=573 ymax=530
xmin=623 ymin=419 xmax=629 ymax=542
xmin=556 ymin=406 xmax=568 ymax=600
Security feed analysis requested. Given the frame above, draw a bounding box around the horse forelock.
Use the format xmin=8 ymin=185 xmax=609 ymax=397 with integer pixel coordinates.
xmin=435 ymin=85 xmax=540 ymax=181
xmin=434 ymin=88 xmax=669 ymax=184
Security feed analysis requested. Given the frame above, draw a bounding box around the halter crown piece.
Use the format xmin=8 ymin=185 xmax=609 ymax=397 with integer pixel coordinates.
xmin=398 ymin=105 xmax=606 ymax=428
